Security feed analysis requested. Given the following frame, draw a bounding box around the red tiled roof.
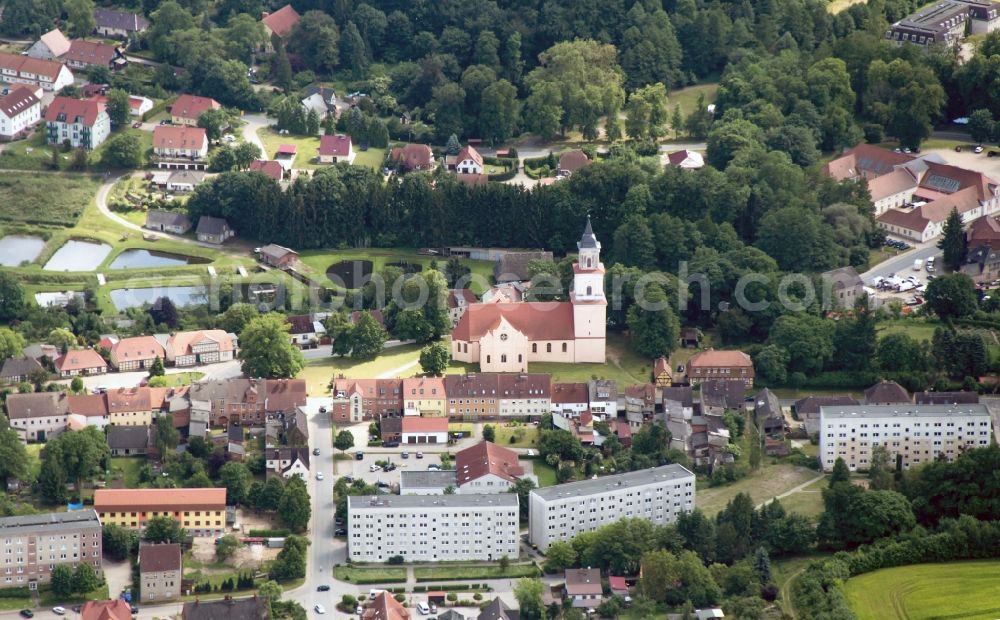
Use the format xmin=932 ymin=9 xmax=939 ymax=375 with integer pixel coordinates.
xmin=0 ymin=86 xmax=39 ymax=119
xmin=877 ymin=207 xmax=930 ymax=233
xmin=111 ymin=336 xmax=165 ymax=366
xmin=0 ymin=52 xmax=66 ymax=81
xmin=968 ymin=215 xmax=1000 ymax=247
xmin=169 ymin=330 xmax=234 ymax=356
xmin=456 ymin=145 xmax=483 ymax=167
xmin=81 ymin=600 xmax=131 ymax=620
xmin=45 ymin=97 xmax=102 ymax=126
xmin=456 ymin=441 xmax=524 ymax=485
xmin=276 ymin=144 xmax=297 ymax=155
xmin=63 ymin=40 xmax=118 ymax=67
xmin=94 ymin=487 xmax=226 ymax=512
xmin=822 ymin=144 xmax=914 ymax=181
xmin=153 ymin=125 xmax=207 ymax=151
xmin=390 ymin=143 xmax=434 ymax=170
xmin=106 ymin=387 xmax=151 ymax=413
xmin=262 ymin=4 xmax=301 ymax=38
xmin=318 ymin=134 xmax=352 ymax=157
xmin=55 ymin=348 xmax=107 ymax=372
xmin=170 ymin=94 xmax=220 ymax=121
xmin=452 ymin=302 xmax=576 ymax=341
xmin=559 ymin=149 xmax=590 ymax=172
xmin=67 ymin=394 xmax=109 ymax=417
xmin=401 ymin=416 xmax=449 ymax=434
xmin=249 ymin=159 xmax=283 ymax=180
xmin=608 ymin=576 xmax=628 ymax=592
xmin=362 ymin=591 xmax=410 ymax=620
xmin=499 ymin=373 xmax=551 ymax=398
xmin=867 ymin=168 xmax=917 ymax=201
xmin=139 ymin=542 xmax=181 ymax=573
xmin=264 ymin=379 xmax=307 ymax=413
xmin=402 ymin=377 xmax=446 ymax=398
xmin=688 ymin=348 xmax=752 ymax=369
xmin=551 ymin=382 xmax=588 ymax=404
xmin=447 ymin=288 xmax=477 ymax=309
xmin=653 ymin=356 xmax=670 ymax=376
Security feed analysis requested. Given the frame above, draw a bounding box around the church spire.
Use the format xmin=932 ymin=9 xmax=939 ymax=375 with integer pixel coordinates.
xmin=578 ymin=215 xmax=598 ymax=249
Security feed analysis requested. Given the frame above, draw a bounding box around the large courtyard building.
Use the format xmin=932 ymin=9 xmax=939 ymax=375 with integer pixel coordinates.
xmin=0 ymin=510 xmax=102 ymax=589
xmin=528 ymin=464 xmax=696 ymax=551
xmin=94 ymin=488 xmax=227 ymax=536
xmin=348 ymin=494 xmax=519 ymax=562
xmin=819 ymin=404 xmax=993 ymax=472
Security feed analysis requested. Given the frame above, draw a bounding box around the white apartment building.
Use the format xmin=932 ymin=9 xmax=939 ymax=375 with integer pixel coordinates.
xmin=348 ymin=494 xmax=519 ymax=562
xmin=0 ymin=87 xmax=41 ymax=140
xmin=819 ymin=404 xmax=993 ymax=472
xmin=529 ymin=464 xmax=696 ymax=551
xmin=0 ymin=510 xmax=102 ymax=589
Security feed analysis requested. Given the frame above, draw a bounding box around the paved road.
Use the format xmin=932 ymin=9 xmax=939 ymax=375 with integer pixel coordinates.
xmin=240 ymin=114 xmax=269 ymax=159
xmin=860 ymin=239 xmax=940 ymax=284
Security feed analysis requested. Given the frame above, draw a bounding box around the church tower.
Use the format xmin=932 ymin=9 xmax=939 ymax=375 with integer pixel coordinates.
xmin=572 ymin=216 xmax=607 ymax=362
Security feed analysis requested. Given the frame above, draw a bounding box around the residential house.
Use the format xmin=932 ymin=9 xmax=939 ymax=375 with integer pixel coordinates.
xmin=455 ymin=145 xmax=484 ymax=174
xmin=402 ymin=377 xmax=447 ymax=416
xmin=966 ymin=213 xmax=1000 ymax=250
xmin=752 ymin=388 xmax=784 ymax=435
xmin=274 ymin=144 xmax=296 ymax=172
xmin=265 ymin=447 xmax=309 ymax=478
xmin=54 ymin=348 xmax=107 ymax=378
xmin=821 ymin=266 xmax=865 ymax=309
xmin=401 ymin=416 xmax=448 ymax=444
xmin=282 ymin=408 xmax=309 ymax=446
xmin=0 ymin=510 xmax=102 ymax=588
xmin=389 ymin=143 xmax=434 ymax=171
xmin=144 ymin=210 xmax=192 ymax=234
xmin=300 ymin=86 xmax=336 ymax=117
xmin=317 ymin=134 xmax=354 ymax=164
xmin=0 ymin=356 xmax=43 ymax=385
xmin=258 ymin=244 xmax=299 ymax=268
xmin=189 ymin=378 xmax=305 ymax=427
xmin=67 ymin=394 xmax=110 ymax=431
xmin=623 ymin=384 xmax=656 ymax=428
xmin=249 ymin=159 xmax=284 ymax=181
xmin=153 ymin=125 xmax=208 ymax=166
xmin=5 ymin=392 xmax=69 ymax=441
xmin=94 ymin=8 xmax=150 ymax=38
xmin=0 ymin=86 xmax=41 ymax=141
xmin=687 ymin=349 xmax=754 ymax=386
xmin=700 ymin=379 xmax=746 ymax=416
xmin=361 ymin=591 xmax=410 ymax=620
xmin=261 ymin=5 xmax=301 ymax=42
xmin=0 ymin=52 xmax=74 ymax=91
xmin=886 ymin=0 xmax=1000 ymax=47
xmin=564 ymin=568 xmax=603 ymax=608
xmin=110 ymin=336 xmax=165 ymax=371
xmin=26 ymin=29 xmax=71 ymax=60
xmin=286 ymin=314 xmax=323 ymax=348
xmin=588 ymin=380 xmax=617 ymax=419
xmin=166 ymin=329 xmax=238 ymax=366
xmin=662 ymin=386 xmax=695 ymax=455
xmin=129 ymin=96 xmax=153 ymax=116
xmin=169 ymin=95 xmax=220 ymax=126
xmin=107 ymin=425 xmax=153 ymax=456
xmin=493 ymin=251 xmax=553 ymax=284
xmin=793 ymin=395 xmax=860 ymax=435
xmin=106 ymin=387 xmax=154 ymax=426
xmin=23 ymin=343 xmax=58 ymax=363
xmin=448 ymin=289 xmax=478 ymax=327
xmin=455 ymin=441 xmax=526 ymax=493
xmin=652 ymin=357 xmax=672 ymax=387
xmin=915 ymin=391 xmax=980 ymax=405
xmin=45 ymin=97 xmax=110 ymax=150
xmin=95 ymin=488 xmax=227 ymax=536
xmin=444 ymin=373 xmax=500 ymax=420
xmin=694 ymin=609 xmax=726 ymax=620
xmin=961 ymin=245 xmax=1000 ymax=283
xmin=477 ymin=599 xmax=517 ymax=620
xmin=498 ymin=373 xmax=551 ymax=419
xmin=550 ymin=382 xmax=589 ymax=416
xmin=138 ymin=543 xmax=181 ymax=602
xmin=666 ymin=149 xmax=705 ymax=169
xmin=166 ymin=170 xmax=205 ymax=192
xmin=195 ymin=216 xmax=235 ymax=245
xmin=558 ymin=150 xmax=590 ymax=175
xmin=608 ymin=576 xmax=629 ymax=599
xmin=81 ymin=601 xmax=130 ymax=620
xmin=61 ymin=40 xmax=124 ymax=71
xmin=379 ymin=416 xmax=402 ymax=443
xmin=330 ymin=378 xmax=402 ymax=422
xmin=864 ymin=380 xmax=911 ymax=405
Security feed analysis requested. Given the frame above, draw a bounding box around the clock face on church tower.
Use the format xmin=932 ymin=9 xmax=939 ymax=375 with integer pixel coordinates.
xmin=500 ymin=333 xmax=508 ymax=341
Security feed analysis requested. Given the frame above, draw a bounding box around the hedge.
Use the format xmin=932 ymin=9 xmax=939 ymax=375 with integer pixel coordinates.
xmin=142 ymin=96 xmax=175 ymax=122
xmin=0 ymin=587 xmax=30 ymax=598
xmin=487 ymin=169 xmax=517 ymax=182
xmin=248 ymin=529 xmax=290 ymax=537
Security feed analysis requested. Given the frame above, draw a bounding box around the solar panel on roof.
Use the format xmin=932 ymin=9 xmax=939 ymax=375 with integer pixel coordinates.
xmin=923 ymin=174 xmax=961 ymax=193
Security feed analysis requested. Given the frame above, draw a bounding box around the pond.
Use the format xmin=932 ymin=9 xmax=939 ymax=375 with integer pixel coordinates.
xmin=108 ymin=249 xmax=205 ymax=270
xmin=0 ymin=235 xmax=45 ymax=266
xmin=34 ymin=291 xmax=85 ymax=307
xmin=109 ymin=286 xmax=208 ymax=311
xmin=326 ymin=259 xmax=374 ymax=289
xmin=43 ymin=240 xmax=112 ymax=271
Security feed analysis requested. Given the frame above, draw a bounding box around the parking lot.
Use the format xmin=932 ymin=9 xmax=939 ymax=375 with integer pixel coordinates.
xmin=335 ymin=449 xmax=446 ymax=489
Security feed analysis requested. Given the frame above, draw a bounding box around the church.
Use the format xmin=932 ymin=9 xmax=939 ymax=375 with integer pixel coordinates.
xmin=450 ymin=218 xmax=607 ymax=372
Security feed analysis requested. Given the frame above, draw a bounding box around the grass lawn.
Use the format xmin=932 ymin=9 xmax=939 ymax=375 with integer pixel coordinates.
xmin=332 ymin=566 xmax=407 ymax=584
xmin=0 ymin=597 xmax=32 ymax=611
xmin=525 ymin=333 xmax=653 ymax=385
xmin=110 ymin=457 xmax=146 ymax=488
xmin=696 ymin=462 xmax=821 ymax=518
xmin=297 ymin=344 xmax=425 ymax=394
xmin=257 ymin=128 xmax=321 ymax=168
xmin=877 ymin=318 xmax=943 ymax=344
xmin=494 ymin=425 xmax=539 ymax=449
xmin=0 ymin=129 xmax=152 ymax=172
xmin=667 ymin=82 xmax=719 ymax=132
xmin=773 ymin=475 xmax=827 ymax=519
xmin=827 ymin=0 xmax=867 ymax=12
xmin=0 ymin=171 xmax=103 ymax=226
xmin=844 ymin=560 xmax=1000 ymax=620
xmin=353 ymin=147 xmax=386 ymax=171
xmin=38 ymin=583 xmax=109 ymax=606
xmin=160 ymin=371 xmax=205 ymax=386
xmin=530 ymin=460 xmax=557 ymax=487
xmin=413 ymin=564 xmax=540 ymax=581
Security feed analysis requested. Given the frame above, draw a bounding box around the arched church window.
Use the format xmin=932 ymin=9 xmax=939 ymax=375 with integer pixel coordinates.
xmin=562 ymin=343 xmax=567 ymax=352
xmin=532 ymin=343 xmax=537 ymax=353
xmin=501 ymin=355 xmax=507 ymax=363
xmin=546 ymin=343 xmax=552 ymax=353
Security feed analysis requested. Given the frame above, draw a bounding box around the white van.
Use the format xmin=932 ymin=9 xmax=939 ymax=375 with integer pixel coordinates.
xmin=416 ymin=602 xmax=430 ymax=615
xmin=913 ymin=259 xmax=923 ymax=271
xmin=926 ymin=256 xmax=936 ymax=272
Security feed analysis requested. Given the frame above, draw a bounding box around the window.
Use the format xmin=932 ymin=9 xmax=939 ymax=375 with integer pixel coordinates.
xmin=532 ymin=343 xmax=537 ymax=353
xmin=546 ymin=343 xmax=552 ymax=353
xmin=501 ymin=355 xmax=507 ymax=363
xmin=562 ymin=343 xmax=567 ymax=353
xmin=586 ymin=286 xmax=592 ymax=295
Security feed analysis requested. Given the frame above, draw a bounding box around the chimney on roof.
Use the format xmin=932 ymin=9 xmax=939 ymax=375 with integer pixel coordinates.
xmin=261 ymin=11 xmax=269 ymax=18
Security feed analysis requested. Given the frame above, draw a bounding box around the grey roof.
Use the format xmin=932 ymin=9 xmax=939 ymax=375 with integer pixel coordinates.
xmin=0 ymin=509 xmax=101 ymax=535
xmin=94 ymin=8 xmax=149 ymax=32
xmin=400 ymin=469 xmax=457 ymax=490
xmin=819 ymin=403 xmax=990 ymax=419
xmin=530 ymin=464 xmax=694 ymax=501
xmin=107 ymin=425 xmax=151 ymax=450
xmin=438 ymin=611 xmax=466 ymax=620
xmin=196 ymin=216 xmax=230 ymax=236
xmin=228 ymin=423 xmax=245 ymax=442
xmin=260 ymin=243 xmax=297 ymax=261
xmin=753 ymin=388 xmax=781 ymax=420
xmin=269 ymin=447 xmax=310 ymax=470
xmin=578 ymin=216 xmax=599 ymax=249
xmin=662 ymin=386 xmax=693 ymax=407
xmin=145 ymin=209 xmax=191 ymax=229
xmin=0 ymin=356 xmax=43 ymax=379
xmin=182 ymin=596 xmax=269 ymax=620
xmin=864 ymin=380 xmax=910 ymax=405
xmin=478 ymin=598 xmax=519 ymax=620
xmin=700 ymin=379 xmax=745 ymax=409
xmin=821 ymin=266 xmax=864 ymax=289
xmin=167 ymin=170 xmax=205 ymax=185
xmin=793 ymin=395 xmax=859 ymax=415
xmin=589 ymin=379 xmax=617 ymax=401
xmin=6 ymin=391 xmax=68 ymax=419
xmin=914 ymin=391 xmax=980 ymax=405
xmin=349 ymin=493 xmax=518 ymax=510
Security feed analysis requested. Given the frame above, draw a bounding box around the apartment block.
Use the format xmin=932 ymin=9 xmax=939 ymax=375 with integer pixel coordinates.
xmin=348 ymin=494 xmax=519 ymax=562
xmin=498 ymin=373 xmax=551 ymax=418
xmin=94 ymin=488 xmax=227 ymax=536
xmin=138 ymin=542 xmax=181 ymax=602
xmin=528 ymin=464 xmax=695 ymax=551
xmin=819 ymin=404 xmax=993 ymax=472
xmin=0 ymin=510 xmax=102 ymax=589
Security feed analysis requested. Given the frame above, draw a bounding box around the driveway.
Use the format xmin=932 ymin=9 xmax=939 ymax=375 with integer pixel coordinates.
xmin=240 ymin=114 xmax=269 ymax=159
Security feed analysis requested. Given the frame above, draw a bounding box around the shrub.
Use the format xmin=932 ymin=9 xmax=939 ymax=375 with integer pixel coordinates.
xmin=447 ymin=593 xmax=458 ymax=602
xmin=387 ymin=555 xmax=404 ymax=565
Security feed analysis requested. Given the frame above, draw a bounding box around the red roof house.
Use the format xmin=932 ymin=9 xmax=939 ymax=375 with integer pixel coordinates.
xmin=249 ymin=159 xmax=284 ymax=181
xmin=170 ymin=94 xmax=220 ymax=125
xmin=317 ymin=134 xmax=354 ymax=164
xmin=261 ymin=5 xmax=301 ymax=39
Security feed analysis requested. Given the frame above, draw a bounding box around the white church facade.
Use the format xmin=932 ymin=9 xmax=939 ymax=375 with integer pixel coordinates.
xmin=450 ymin=218 xmax=607 ymax=372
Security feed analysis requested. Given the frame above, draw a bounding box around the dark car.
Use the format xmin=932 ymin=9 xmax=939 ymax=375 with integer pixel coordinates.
xmin=317 ymin=585 xmax=331 ymax=591
xmin=130 ymin=606 xmax=139 ymax=614
xmin=72 ymin=606 xmax=82 ymax=613
xmin=312 ymin=448 xmax=320 ymax=456
xmin=334 ymin=528 xmax=347 ymax=536
xmin=383 ymin=463 xmax=396 ymax=472
xmin=355 ymin=451 xmax=364 ymax=460
xmin=19 ymin=610 xmax=33 ymax=618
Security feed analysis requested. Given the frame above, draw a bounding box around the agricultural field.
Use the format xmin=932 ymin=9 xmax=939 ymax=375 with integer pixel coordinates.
xmin=844 ymin=560 xmax=1000 ymax=620
xmin=0 ymin=172 xmax=102 ymax=226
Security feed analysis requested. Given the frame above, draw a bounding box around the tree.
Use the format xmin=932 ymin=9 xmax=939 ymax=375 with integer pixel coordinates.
xmin=102 ymin=524 xmax=139 ymax=561
xmin=258 ymin=477 xmax=285 ymax=512
xmin=216 ymin=534 xmax=241 ymax=561
xmin=38 ymin=442 xmax=69 ymax=504
xmin=47 ymin=328 xmax=76 ymax=353
xmin=768 ymin=315 xmax=836 ymax=376
xmin=514 ymin=578 xmax=546 ymax=620
xmin=289 ymin=11 xmax=339 ymax=74
xmin=64 ymin=0 xmax=96 ymax=38
xmin=543 ymin=540 xmax=576 ymax=573
xmin=0 ymin=327 xmax=25 ymax=360
xmin=868 ymin=445 xmax=894 ymax=491
xmin=508 ymin=478 xmax=536 ymax=521
xmin=445 ymin=134 xmax=461 ymax=156
xmin=258 ymin=580 xmax=282 ymax=613
xmin=238 ymin=313 xmax=304 ymax=378
xmin=149 ymin=296 xmax=178 ymax=328
xmin=626 ymin=283 xmax=680 ymax=358
xmin=419 ymin=342 xmax=449 ymax=375
xmin=269 ymin=535 xmax=307 ymax=581
xmin=278 ymin=476 xmax=311 ymax=532
xmin=271 ymin=40 xmax=292 ymax=92
xmin=100 ymin=132 xmax=144 ymax=168
xmin=969 ymin=109 xmax=994 ymax=144
xmin=198 ymin=108 xmax=230 ymax=142
xmin=877 ymin=333 xmax=926 ymax=373
xmin=334 ymin=430 xmax=355 ymax=454
xmin=350 ymin=311 xmax=387 ymax=360
xmin=105 ymin=89 xmax=132 ymax=127
xmin=149 ymin=356 xmax=165 ymax=378
xmin=219 ymin=462 xmax=253 ymax=505
xmin=219 ymin=303 xmax=258 ymax=335
xmin=938 ymin=208 xmax=968 ymax=272
xmin=0 ymin=419 xmax=29 ymax=486
xmin=0 ymin=273 xmax=24 ymax=321
xmin=428 ymin=82 xmax=466 ymax=142
xmin=73 ymin=562 xmax=100 ymax=594
xmin=340 ymin=21 xmax=368 ymax=77
xmin=751 ymin=547 xmax=772 ymax=583
xmin=70 ymin=377 xmax=84 ymax=394
xmin=51 ymin=564 xmax=75 ymax=597
xmin=145 ymin=515 xmax=184 ymax=543
xmin=925 ymin=273 xmax=978 ymax=320
xmin=482 ymin=424 xmax=496 ymax=443
xmin=154 ymin=413 xmax=179 ymax=456
xmin=234 ymin=142 xmax=260 ymax=170
xmin=41 ymin=427 xmax=108 ymax=498
xmin=479 ymin=80 xmax=520 ymax=144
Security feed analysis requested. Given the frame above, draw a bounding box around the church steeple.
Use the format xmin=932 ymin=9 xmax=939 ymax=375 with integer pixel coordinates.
xmin=576 ymin=215 xmax=601 ymax=274
xmin=578 ymin=215 xmax=600 ymax=252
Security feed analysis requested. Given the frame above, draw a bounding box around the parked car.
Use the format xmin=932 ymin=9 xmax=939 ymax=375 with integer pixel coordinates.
xmin=376 ymin=480 xmax=390 ymax=488
xmin=131 ymin=121 xmax=142 ymax=128
xmin=976 ymin=145 xmax=985 ymax=153
xmin=417 ymin=602 xmax=431 ymax=615
xmin=316 ymin=472 xmax=324 ymax=481
xmin=19 ymin=610 xmax=33 ymax=618
xmin=317 ymin=585 xmax=330 ymax=592
xmin=130 ymin=606 xmax=138 ymax=614
xmin=427 ymin=464 xmax=441 ymax=471
xmin=383 ymin=463 xmax=396 ymax=472
xmin=355 ymin=606 xmax=363 ymax=615
xmin=429 ymin=603 xmax=438 ymax=614
xmin=990 ymin=151 xmax=1000 ymax=158
xmin=334 ymin=528 xmax=347 ymax=536
xmin=384 ymin=440 xmax=400 ymax=448
xmin=955 ymin=145 xmax=963 ymax=152
xmin=53 ymin=608 xmax=66 ymax=616
xmin=416 ymin=452 xmax=424 ymax=459
xmin=369 ymin=464 xmax=380 ymax=472
xmin=312 ymin=448 xmax=320 ymax=456
xmin=355 ymin=451 xmax=364 ymax=460
xmin=314 ymin=604 xmax=326 ymax=614
xmin=401 ymin=452 xmax=409 ymax=459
